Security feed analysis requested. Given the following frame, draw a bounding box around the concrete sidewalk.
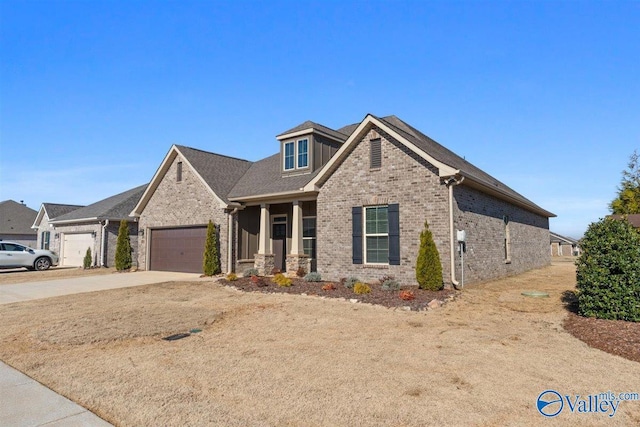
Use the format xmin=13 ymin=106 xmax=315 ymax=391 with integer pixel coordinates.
xmin=0 ymin=271 xmax=201 ymax=305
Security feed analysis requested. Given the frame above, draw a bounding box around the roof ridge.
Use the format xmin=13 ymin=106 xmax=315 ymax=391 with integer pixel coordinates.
xmin=175 ymin=144 xmax=252 ymax=164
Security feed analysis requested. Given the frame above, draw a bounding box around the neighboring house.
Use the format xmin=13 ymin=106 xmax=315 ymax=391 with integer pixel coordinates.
xmin=132 ymin=114 xmax=555 ymax=286
xmin=49 ymin=185 xmax=147 ymax=267
xmin=0 ymin=200 xmax=37 ymax=246
xmin=608 ymin=214 xmax=640 ymax=228
xmin=32 ymin=203 xmax=85 ymax=253
xmin=550 ymin=231 xmax=581 ymax=257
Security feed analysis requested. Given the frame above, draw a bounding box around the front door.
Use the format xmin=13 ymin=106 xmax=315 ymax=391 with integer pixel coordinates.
xmin=272 ymin=218 xmax=287 ymax=272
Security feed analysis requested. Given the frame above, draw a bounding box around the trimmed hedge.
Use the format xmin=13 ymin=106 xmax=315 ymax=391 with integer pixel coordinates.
xmin=576 ymin=217 xmax=640 ymax=322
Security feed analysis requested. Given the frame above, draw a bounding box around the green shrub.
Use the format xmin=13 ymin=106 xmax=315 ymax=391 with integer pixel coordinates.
xmin=203 ymin=220 xmax=220 ymax=276
xmin=115 ymin=220 xmax=132 ymax=271
xmin=83 ymin=247 xmax=92 ymax=269
xmin=576 ymin=217 xmax=640 ymax=322
xmin=343 ymin=277 xmax=359 ymax=289
xmin=381 ymin=278 xmax=400 ymax=291
xmin=226 ymin=273 xmax=238 ymax=281
xmin=353 ymin=282 xmax=371 ymax=294
xmin=416 ymin=220 xmax=443 ymax=291
xmin=273 ymin=273 xmax=292 ymax=287
xmin=243 ymin=268 xmax=259 ymax=277
xmin=304 ymin=272 xmax=322 ymax=282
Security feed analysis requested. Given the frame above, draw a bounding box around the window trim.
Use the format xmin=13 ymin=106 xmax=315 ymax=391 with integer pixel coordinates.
xmin=283 ymin=138 xmax=310 ymax=172
xmin=297 ymin=138 xmax=309 ymax=169
xmin=302 ymin=216 xmax=316 ymax=259
xmin=364 ymin=205 xmax=389 ymax=265
xmin=283 ymin=142 xmax=295 ymax=171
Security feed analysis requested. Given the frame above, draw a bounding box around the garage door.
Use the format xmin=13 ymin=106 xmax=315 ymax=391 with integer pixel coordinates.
xmin=62 ymin=233 xmax=94 ymax=267
xmin=149 ymin=227 xmax=207 ymax=273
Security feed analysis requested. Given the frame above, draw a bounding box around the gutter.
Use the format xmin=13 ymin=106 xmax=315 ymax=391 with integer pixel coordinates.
xmin=445 ymin=176 xmax=465 ymax=290
xmin=100 ymin=219 xmax=109 ymax=267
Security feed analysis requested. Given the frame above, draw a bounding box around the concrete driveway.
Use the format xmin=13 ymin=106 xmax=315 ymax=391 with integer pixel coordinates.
xmin=0 ymin=271 xmax=202 ymax=305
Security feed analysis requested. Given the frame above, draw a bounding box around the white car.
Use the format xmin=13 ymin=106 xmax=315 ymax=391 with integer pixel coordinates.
xmin=0 ymin=241 xmax=59 ymax=271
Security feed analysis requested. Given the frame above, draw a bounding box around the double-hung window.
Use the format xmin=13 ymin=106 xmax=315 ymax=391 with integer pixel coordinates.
xmin=284 ymin=142 xmax=295 ymax=170
xmin=283 ymin=138 xmax=309 ymax=171
xmin=365 ymin=206 xmax=389 ymax=264
xmin=297 ymin=139 xmax=308 ymax=168
xmin=303 ymin=217 xmax=316 ymax=259
xmin=41 ymin=231 xmax=50 ymax=250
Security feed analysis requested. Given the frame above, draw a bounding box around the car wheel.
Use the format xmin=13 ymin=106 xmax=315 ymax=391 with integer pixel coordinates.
xmin=34 ymin=257 xmax=51 ymax=271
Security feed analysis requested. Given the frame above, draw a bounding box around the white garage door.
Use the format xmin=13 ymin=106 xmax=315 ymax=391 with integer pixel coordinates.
xmin=62 ymin=233 xmax=94 ymax=266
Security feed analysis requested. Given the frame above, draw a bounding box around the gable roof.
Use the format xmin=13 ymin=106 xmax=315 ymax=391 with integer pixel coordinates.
xmin=305 ymin=114 xmax=555 ymax=218
xmin=32 ymin=203 xmax=85 ymax=228
xmin=228 ymin=153 xmax=323 ymax=200
xmin=277 ymin=120 xmax=348 ymax=143
xmin=550 ymin=231 xmax=579 ymax=244
xmin=51 ymin=185 xmax=148 ymax=224
xmin=0 ymin=200 xmax=37 ymax=235
xmin=131 ymin=145 xmax=253 ymax=215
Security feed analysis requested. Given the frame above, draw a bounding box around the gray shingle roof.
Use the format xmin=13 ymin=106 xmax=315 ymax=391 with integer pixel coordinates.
xmin=277 ymin=120 xmax=348 ymax=142
xmin=176 ymin=145 xmax=253 ymax=204
xmin=228 ymin=153 xmax=320 ymax=199
xmin=52 ymin=185 xmax=148 ymax=223
xmin=0 ymin=200 xmax=37 ymax=235
xmin=550 ymin=231 xmax=579 ymax=244
xmin=374 ymin=115 xmax=552 ymax=216
xmin=43 ymin=203 xmax=84 ymax=219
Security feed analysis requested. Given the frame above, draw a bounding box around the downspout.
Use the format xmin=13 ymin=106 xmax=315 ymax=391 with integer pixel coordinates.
xmin=227 ymin=208 xmax=240 ymax=274
xmin=100 ymin=219 xmax=109 ymax=267
xmin=446 ymin=176 xmax=464 ymax=290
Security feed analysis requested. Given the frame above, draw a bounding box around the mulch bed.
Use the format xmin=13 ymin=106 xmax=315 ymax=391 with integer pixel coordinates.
xmin=222 ymin=276 xmax=457 ymax=311
xmin=563 ymin=312 xmax=640 ymax=364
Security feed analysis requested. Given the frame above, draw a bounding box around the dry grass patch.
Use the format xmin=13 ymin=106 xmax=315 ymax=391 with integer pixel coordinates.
xmin=0 ymin=266 xmax=116 ymax=285
xmin=1 ymin=262 xmax=640 ymax=426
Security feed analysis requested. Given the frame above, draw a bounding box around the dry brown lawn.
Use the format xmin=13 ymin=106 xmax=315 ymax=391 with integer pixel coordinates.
xmin=1 ymin=261 xmax=639 ymax=426
xmin=0 ymin=266 xmax=115 ymax=285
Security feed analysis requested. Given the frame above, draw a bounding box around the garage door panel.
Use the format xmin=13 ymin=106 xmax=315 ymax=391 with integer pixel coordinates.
xmin=62 ymin=233 xmax=94 ymax=267
xmin=149 ymin=227 xmax=207 ymax=273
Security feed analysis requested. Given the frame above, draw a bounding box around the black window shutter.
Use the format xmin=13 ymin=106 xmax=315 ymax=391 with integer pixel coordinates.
xmin=388 ymin=203 xmax=400 ymax=265
xmin=352 ymin=207 xmax=363 ymax=264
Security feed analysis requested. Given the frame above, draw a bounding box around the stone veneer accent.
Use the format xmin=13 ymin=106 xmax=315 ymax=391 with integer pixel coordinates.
xmin=285 ymin=254 xmax=311 ymax=277
xmin=316 ymin=126 xmax=551 ymax=287
xmin=254 ymin=253 xmax=275 ymax=276
xmin=137 ymin=155 xmax=229 ymax=272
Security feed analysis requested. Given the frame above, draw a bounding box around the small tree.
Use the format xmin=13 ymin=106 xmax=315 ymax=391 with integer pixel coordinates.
xmin=83 ymin=247 xmax=92 ymax=269
xmin=610 ymin=150 xmax=640 ymax=214
xmin=415 ymin=220 xmax=443 ymax=290
xmin=203 ymin=220 xmax=220 ymax=276
xmin=576 ymin=217 xmax=640 ymax=322
xmin=115 ymin=220 xmax=132 ymax=271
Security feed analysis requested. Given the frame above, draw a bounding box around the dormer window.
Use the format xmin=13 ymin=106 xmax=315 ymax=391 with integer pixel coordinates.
xmin=283 ymin=138 xmax=309 ymax=171
xmin=284 ymin=142 xmax=295 ymax=170
xmin=297 ymin=139 xmax=308 ymax=168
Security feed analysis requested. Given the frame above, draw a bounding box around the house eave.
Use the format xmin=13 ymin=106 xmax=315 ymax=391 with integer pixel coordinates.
xmin=277 ymin=128 xmax=346 ymax=143
xmin=229 ymin=189 xmax=318 ymax=204
xmin=451 ymin=172 xmax=556 ymax=218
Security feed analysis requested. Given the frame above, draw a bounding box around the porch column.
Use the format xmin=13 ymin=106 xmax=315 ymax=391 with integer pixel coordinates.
xmin=291 ymin=201 xmax=304 ymax=255
xmin=258 ymin=203 xmax=271 ymax=254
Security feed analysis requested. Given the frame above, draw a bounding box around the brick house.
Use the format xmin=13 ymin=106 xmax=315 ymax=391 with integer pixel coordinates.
xmin=550 ymin=231 xmax=580 ymax=257
xmin=131 ymin=114 xmax=555 ymax=286
xmin=32 ymin=203 xmax=85 ymax=252
xmin=40 ymin=185 xmax=147 ymax=267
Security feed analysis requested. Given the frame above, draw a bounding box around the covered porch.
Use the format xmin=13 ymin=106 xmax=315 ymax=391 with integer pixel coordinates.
xmin=235 ymin=199 xmax=316 ymax=276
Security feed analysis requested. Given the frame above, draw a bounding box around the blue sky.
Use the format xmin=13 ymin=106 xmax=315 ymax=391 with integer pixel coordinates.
xmin=1 ymin=1 xmax=638 ymax=239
